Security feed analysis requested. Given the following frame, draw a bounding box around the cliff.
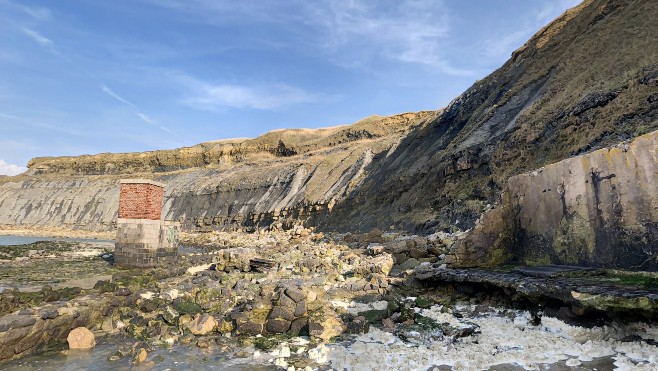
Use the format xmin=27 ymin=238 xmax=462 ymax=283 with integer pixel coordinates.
xmin=0 ymin=112 xmax=436 ymax=231
xmin=1 ymin=0 xmax=657 ymax=240
xmin=325 ymin=0 xmax=658 ymax=232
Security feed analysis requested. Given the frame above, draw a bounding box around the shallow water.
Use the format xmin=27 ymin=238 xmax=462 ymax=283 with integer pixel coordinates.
xmin=1 ymin=337 xmax=276 ymax=371
xmin=0 ymin=234 xmax=204 ymax=254
xmin=0 ymin=235 xmax=114 ymax=246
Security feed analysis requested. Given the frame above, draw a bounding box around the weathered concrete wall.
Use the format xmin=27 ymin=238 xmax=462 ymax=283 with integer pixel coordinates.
xmin=510 ymin=130 xmax=657 ymax=269
xmin=455 ymin=130 xmax=657 ymax=270
xmin=114 ymin=219 xmax=180 ymax=268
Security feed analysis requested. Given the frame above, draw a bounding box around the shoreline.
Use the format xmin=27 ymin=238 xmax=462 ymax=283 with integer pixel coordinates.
xmin=0 ymin=225 xmax=114 ymax=240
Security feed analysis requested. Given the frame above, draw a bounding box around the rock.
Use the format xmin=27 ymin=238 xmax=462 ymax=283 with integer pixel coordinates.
xmin=354 ymin=254 xmax=394 ymax=277
xmin=285 ymin=287 xmax=305 ymax=303
xmin=236 ymin=321 xmax=263 ymax=336
xmin=67 ymin=327 xmax=96 ymax=350
xmin=133 ymin=348 xmax=147 ymax=364
xmin=289 ymin=317 xmax=309 ymax=335
xmin=294 ymin=301 xmax=307 ymax=317
xmin=162 ymin=306 xmax=180 ymax=325
xmin=188 ymin=314 xmax=218 ymax=335
xmin=266 ymin=318 xmax=291 ymax=333
xmin=0 ymin=315 xmax=36 ymax=332
xmin=382 ymin=318 xmax=396 ymax=332
xmin=367 ymin=244 xmax=384 ymax=256
xmin=217 ymin=318 xmax=234 ymax=334
xmin=40 ymin=309 xmax=59 ymax=320
xmin=409 ymin=247 xmax=429 ymax=259
xmin=346 ymin=316 xmax=369 ymax=334
xmin=115 ymin=288 xmax=132 ymax=296
xmin=309 ymin=309 xmax=344 ymax=342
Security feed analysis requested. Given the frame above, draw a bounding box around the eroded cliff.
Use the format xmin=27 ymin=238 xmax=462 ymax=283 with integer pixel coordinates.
xmin=326 ymin=0 xmax=658 ymax=232
xmin=0 ymin=112 xmax=436 ymax=231
xmin=1 ymin=0 xmax=657 ymax=240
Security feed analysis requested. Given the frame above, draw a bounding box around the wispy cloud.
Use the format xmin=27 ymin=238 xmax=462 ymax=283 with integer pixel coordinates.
xmin=178 ymin=75 xmax=331 ymax=110
xmin=101 ymin=87 xmax=174 ymax=135
xmin=144 ymin=0 xmax=472 ymax=75
xmin=100 ymin=84 xmax=136 ymax=107
xmin=159 ymin=126 xmax=176 ymax=135
xmin=0 ymin=159 xmax=27 ymax=176
xmin=20 ymin=4 xmax=51 ymax=20
xmin=0 ymin=113 xmax=20 ymax=120
xmin=136 ymin=112 xmax=155 ymax=125
xmin=484 ymin=0 xmax=582 ymax=59
xmin=22 ymin=28 xmax=54 ymax=49
xmin=303 ymin=0 xmax=459 ymax=71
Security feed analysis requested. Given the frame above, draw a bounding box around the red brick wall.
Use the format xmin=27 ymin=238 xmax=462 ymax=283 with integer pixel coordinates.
xmin=118 ymin=183 xmax=164 ymax=220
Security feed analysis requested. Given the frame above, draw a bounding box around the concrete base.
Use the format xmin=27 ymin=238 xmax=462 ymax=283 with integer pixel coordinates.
xmin=114 ymin=218 xmax=179 ymax=268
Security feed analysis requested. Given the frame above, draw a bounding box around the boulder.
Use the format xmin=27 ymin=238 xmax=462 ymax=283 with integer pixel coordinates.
xmin=265 ymin=318 xmax=291 ymax=333
xmin=133 ymin=348 xmax=147 ymax=364
xmin=187 ymin=314 xmax=218 ymax=335
xmin=354 ymin=254 xmax=394 ymax=277
xmin=67 ymin=327 xmax=96 ymax=350
xmin=309 ymin=308 xmax=344 ymax=342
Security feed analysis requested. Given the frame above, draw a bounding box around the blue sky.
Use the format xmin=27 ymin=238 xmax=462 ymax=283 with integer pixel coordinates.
xmin=0 ymin=0 xmax=581 ymax=175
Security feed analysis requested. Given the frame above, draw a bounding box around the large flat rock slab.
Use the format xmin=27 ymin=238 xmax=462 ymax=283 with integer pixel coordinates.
xmin=415 ymin=266 xmax=658 ymax=313
xmin=513 ymin=265 xmax=598 ymax=278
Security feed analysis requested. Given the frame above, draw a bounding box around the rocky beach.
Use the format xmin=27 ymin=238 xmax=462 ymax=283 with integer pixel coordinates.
xmin=0 ymin=0 xmax=657 ymax=369
xmin=1 ymin=227 xmax=657 ymax=370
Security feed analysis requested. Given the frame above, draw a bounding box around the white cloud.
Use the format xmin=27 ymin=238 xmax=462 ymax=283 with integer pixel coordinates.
xmin=22 ymin=28 xmax=54 ymax=48
xmin=179 ymin=75 xmax=330 ymax=110
xmin=0 ymin=159 xmax=26 ymax=176
xmin=144 ymin=0 xmax=471 ymax=74
xmin=304 ymin=0 xmax=455 ymax=69
xmin=137 ymin=112 xmax=155 ymax=125
xmin=0 ymin=113 xmax=20 ymax=120
xmin=101 ymin=85 xmax=136 ymax=107
xmin=484 ymin=0 xmax=582 ymax=59
xmin=20 ymin=4 xmax=51 ymax=20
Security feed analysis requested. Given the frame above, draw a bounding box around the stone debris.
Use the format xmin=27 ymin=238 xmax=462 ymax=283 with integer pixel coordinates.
xmin=1 ymin=228 xmax=657 ymax=369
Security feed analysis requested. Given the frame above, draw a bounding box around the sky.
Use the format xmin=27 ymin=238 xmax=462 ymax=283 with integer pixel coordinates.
xmin=0 ymin=0 xmax=581 ymax=175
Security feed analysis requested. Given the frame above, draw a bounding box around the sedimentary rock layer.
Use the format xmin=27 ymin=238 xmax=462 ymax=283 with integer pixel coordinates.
xmin=0 ymin=112 xmax=435 ymax=231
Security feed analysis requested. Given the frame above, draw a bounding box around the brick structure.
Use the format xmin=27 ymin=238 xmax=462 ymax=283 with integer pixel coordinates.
xmin=114 ymin=179 xmax=179 ymax=268
xmin=118 ymin=180 xmax=164 ymax=220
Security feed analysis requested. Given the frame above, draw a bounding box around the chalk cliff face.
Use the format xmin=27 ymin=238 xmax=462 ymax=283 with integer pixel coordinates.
xmin=0 ymin=112 xmax=436 ymax=231
xmin=455 ymin=130 xmax=657 ymax=270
